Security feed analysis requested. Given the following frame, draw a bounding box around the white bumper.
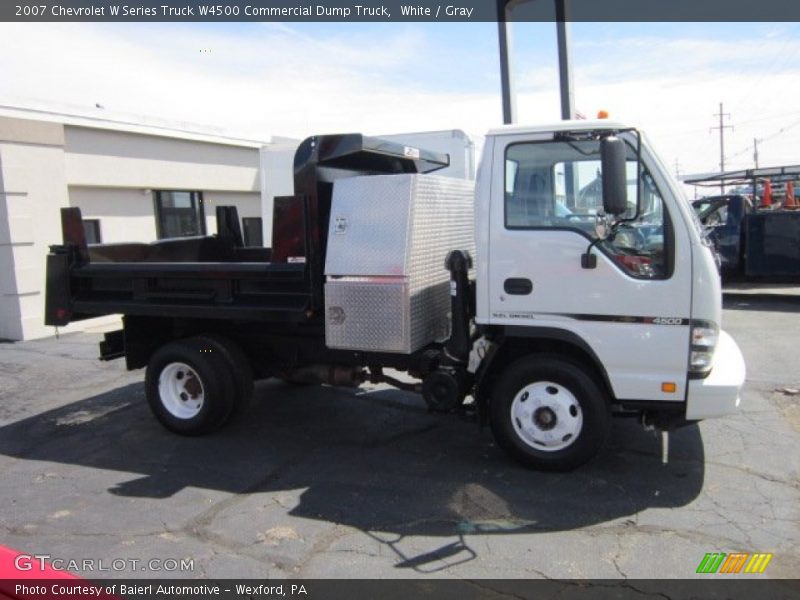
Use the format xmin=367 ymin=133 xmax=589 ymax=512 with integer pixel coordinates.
xmin=686 ymin=330 xmax=746 ymax=420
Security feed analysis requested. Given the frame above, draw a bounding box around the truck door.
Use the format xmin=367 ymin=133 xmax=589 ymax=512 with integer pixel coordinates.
xmin=486 ymin=133 xmax=693 ymax=403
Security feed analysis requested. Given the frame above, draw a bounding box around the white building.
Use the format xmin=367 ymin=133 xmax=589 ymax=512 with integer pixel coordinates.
xmin=0 ymin=108 xmax=283 ymax=341
xmin=0 ymin=107 xmax=474 ymax=342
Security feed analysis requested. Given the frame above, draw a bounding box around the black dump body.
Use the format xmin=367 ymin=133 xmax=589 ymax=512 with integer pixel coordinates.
xmin=741 ymin=211 xmax=800 ymax=279
xmin=45 ymin=134 xmax=448 ymax=330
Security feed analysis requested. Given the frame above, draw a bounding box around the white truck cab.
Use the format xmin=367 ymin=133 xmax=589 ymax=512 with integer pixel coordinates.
xmin=471 ymin=120 xmax=745 ymax=470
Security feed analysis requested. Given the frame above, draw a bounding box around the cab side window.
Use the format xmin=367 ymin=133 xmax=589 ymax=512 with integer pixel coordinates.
xmin=504 ymin=140 xmax=672 ymax=280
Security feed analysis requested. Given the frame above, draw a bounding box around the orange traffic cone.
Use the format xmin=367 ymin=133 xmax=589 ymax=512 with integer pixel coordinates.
xmin=762 ymin=179 xmax=773 ymax=208
xmin=785 ymin=181 xmax=797 ymax=209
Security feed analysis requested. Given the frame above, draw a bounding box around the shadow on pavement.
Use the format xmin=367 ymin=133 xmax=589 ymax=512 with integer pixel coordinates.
xmin=723 ymin=293 xmax=800 ymax=313
xmin=0 ymin=379 xmax=705 ymax=572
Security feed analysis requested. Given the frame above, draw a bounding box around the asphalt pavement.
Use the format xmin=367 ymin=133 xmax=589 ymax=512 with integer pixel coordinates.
xmin=0 ymin=294 xmax=798 ymax=579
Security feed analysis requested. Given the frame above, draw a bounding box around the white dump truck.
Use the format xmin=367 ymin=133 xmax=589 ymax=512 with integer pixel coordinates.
xmin=45 ymin=120 xmax=746 ymax=471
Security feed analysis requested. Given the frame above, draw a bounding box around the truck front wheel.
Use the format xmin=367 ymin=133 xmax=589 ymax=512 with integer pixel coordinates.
xmin=145 ymin=338 xmax=236 ymax=435
xmin=489 ymin=356 xmax=611 ymax=471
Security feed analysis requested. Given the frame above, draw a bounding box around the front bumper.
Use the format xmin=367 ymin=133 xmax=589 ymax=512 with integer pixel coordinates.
xmin=685 ymin=330 xmax=746 ymax=420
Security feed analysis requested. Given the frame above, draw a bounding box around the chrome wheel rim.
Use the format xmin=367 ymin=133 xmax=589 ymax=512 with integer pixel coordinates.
xmin=158 ymin=362 xmax=204 ymax=419
xmin=510 ymin=381 xmax=583 ymax=452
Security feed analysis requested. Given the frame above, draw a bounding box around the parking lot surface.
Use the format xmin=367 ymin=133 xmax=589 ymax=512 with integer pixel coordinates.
xmin=0 ymin=294 xmax=798 ymax=579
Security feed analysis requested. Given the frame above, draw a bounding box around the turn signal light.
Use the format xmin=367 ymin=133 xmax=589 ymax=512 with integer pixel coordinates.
xmin=661 ymin=382 xmax=677 ymax=393
xmin=597 ymin=110 xmax=609 ymax=119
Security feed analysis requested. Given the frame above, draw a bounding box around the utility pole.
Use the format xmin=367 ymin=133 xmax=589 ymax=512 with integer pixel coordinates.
xmin=554 ymin=0 xmax=577 ymax=207
xmin=496 ymin=0 xmax=515 ymax=124
xmin=711 ymin=102 xmax=733 ymax=194
xmin=555 ymin=0 xmax=575 ymax=120
xmin=753 ymin=137 xmax=760 ymax=169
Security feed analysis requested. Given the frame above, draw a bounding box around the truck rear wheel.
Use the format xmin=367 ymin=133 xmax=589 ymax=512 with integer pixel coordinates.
xmin=195 ymin=334 xmax=254 ymax=417
xmin=145 ymin=338 xmax=236 ymax=435
xmin=489 ymin=356 xmax=611 ymax=471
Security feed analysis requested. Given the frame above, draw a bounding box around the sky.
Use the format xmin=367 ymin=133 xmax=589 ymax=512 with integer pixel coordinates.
xmin=1 ymin=20 xmax=799 ymax=189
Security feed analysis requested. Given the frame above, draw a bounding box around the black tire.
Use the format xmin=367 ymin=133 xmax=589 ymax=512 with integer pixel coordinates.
xmin=195 ymin=334 xmax=254 ymax=417
xmin=145 ymin=337 xmax=236 ymax=435
xmin=489 ymin=356 xmax=611 ymax=471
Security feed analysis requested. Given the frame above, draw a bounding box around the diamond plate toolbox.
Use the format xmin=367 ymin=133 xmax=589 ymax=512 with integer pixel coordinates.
xmin=324 ymin=173 xmax=475 ymax=353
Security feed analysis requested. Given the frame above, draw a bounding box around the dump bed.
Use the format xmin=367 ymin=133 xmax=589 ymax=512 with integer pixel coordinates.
xmin=45 ymin=134 xmax=449 ymax=329
xmin=743 ymin=211 xmax=800 ymax=279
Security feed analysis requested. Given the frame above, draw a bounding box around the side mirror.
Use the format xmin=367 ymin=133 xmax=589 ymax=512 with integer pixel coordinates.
xmin=600 ymin=136 xmax=628 ymax=216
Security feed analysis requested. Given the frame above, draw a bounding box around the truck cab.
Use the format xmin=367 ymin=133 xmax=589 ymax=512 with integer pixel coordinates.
xmin=471 ymin=121 xmax=745 ymax=469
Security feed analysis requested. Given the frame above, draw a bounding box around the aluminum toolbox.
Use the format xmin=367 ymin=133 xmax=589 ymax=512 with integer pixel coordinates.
xmin=324 ymin=173 xmax=475 ymax=354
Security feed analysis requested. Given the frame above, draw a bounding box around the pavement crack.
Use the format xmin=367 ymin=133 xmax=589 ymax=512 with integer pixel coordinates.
xmin=293 ymin=525 xmax=352 ymax=576
xmin=612 ymin=556 xmax=627 ymax=579
xmin=185 ymin=452 xmax=312 ymax=533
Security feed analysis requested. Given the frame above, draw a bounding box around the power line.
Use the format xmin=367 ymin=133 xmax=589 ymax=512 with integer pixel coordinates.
xmin=725 ymin=117 xmax=800 ymax=164
xmin=727 ymin=142 xmax=755 ymax=161
xmin=656 ymin=110 xmax=800 ymax=140
xmin=730 ymin=25 xmax=800 ymax=116
xmin=761 ymin=117 xmax=800 ymax=142
xmin=734 ymin=110 xmax=800 ymax=127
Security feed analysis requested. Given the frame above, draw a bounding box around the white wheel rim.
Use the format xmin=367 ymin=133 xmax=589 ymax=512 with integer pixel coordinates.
xmin=158 ymin=362 xmax=204 ymax=419
xmin=510 ymin=381 xmax=583 ymax=452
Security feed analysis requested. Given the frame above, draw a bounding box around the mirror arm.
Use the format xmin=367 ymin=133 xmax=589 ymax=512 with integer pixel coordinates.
xmin=581 ymin=239 xmax=601 ymax=269
xmin=581 ymin=217 xmax=622 ymax=270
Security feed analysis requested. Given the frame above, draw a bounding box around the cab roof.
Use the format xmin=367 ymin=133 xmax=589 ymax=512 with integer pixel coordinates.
xmin=487 ymin=119 xmax=631 ymax=137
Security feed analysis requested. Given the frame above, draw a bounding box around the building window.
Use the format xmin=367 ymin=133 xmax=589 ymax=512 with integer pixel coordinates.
xmin=82 ymin=219 xmax=102 ymax=244
xmin=153 ymin=191 xmax=206 ymax=239
xmin=242 ymin=217 xmax=263 ymax=247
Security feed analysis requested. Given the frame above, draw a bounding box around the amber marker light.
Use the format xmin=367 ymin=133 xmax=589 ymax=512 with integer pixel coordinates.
xmin=662 ymin=382 xmax=677 ymax=393
xmin=597 ymin=110 xmax=609 ymax=119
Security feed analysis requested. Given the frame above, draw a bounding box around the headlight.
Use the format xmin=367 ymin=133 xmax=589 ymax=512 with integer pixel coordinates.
xmin=689 ymin=322 xmax=719 ymax=377
xmin=690 ymin=349 xmax=714 ymax=371
xmin=692 ymin=326 xmax=718 ymax=348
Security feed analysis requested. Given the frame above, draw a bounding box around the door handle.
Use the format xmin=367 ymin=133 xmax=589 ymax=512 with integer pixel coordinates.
xmin=504 ymin=278 xmax=533 ymax=295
